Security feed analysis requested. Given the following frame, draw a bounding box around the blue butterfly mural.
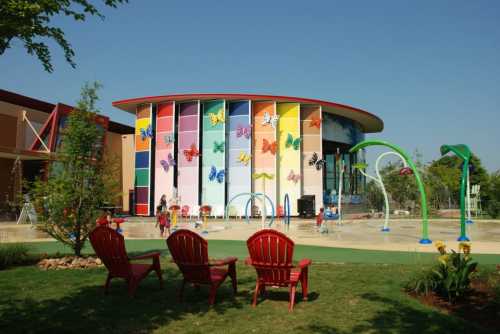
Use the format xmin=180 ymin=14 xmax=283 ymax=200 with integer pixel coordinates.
xmin=140 ymin=125 xmax=153 ymax=141
xmin=208 ymin=165 xmax=225 ymax=183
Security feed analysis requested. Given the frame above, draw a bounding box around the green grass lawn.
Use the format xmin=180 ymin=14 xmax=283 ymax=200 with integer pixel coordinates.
xmin=24 ymin=239 xmax=500 ymax=265
xmin=0 ymin=240 xmax=498 ymax=333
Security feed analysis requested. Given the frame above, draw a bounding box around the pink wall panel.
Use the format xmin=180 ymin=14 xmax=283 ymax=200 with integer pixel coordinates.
xmin=155 ymin=102 xmax=175 ymax=207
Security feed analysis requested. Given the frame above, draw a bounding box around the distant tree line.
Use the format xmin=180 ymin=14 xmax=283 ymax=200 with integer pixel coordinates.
xmin=364 ymin=152 xmax=500 ymax=218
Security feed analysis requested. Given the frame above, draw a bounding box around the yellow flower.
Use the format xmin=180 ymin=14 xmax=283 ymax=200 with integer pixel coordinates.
xmin=435 ymin=241 xmax=446 ymax=255
xmin=459 ymin=242 xmax=471 ymax=255
xmin=438 ymin=254 xmax=450 ymax=265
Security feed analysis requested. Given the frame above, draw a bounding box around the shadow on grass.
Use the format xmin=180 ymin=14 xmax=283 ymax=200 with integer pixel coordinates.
xmin=296 ymin=292 xmax=494 ymax=334
xmin=0 ymin=267 xmax=245 ymax=334
xmin=253 ymin=289 xmax=320 ymax=307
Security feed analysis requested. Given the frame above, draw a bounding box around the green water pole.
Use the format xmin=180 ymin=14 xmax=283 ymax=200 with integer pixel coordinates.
xmin=349 ymin=140 xmax=432 ymax=244
xmin=440 ymin=144 xmax=471 ymax=241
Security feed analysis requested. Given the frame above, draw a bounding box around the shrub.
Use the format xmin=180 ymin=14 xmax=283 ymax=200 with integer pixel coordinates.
xmin=406 ymin=241 xmax=477 ymax=303
xmin=0 ymin=243 xmax=33 ymax=270
xmin=486 ymin=200 xmax=500 ymax=219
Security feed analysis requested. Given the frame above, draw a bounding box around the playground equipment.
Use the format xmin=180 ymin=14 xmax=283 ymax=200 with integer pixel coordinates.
xmin=169 ymin=205 xmax=180 ymax=230
xmin=440 ymin=144 xmax=472 ymax=241
xmin=353 ymin=151 xmax=411 ymax=232
xmin=283 ymin=193 xmax=291 ymax=231
xmin=336 ymin=151 xmax=345 ymax=225
xmin=16 ymin=195 xmax=37 ymax=225
xmin=200 ymin=205 xmax=212 ymax=234
xmin=465 ymin=164 xmax=476 ymax=224
xmin=469 ymin=184 xmax=482 ymax=217
xmin=225 ymin=192 xmax=275 ymax=228
xmin=350 ymin=139 xmax=432 ymax=244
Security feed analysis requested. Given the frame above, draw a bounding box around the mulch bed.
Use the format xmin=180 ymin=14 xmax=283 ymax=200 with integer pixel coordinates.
xmin=409 ymin=276 xmax=500 ymax=331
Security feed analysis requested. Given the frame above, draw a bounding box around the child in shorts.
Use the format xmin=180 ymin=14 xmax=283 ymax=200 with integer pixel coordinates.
xmin=155 ymin=206 xmax=171 ymax=237
xmin=316 ymin=207 xmax=324 ymax=229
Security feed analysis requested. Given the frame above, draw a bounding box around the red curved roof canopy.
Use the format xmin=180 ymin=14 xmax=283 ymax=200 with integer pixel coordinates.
xmin=112 ymin=93 xmax=383 ymax=133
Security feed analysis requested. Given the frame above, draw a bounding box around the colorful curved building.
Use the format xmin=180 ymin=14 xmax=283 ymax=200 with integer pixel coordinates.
xmin=112 ymin=94 xmax=383 ymax=217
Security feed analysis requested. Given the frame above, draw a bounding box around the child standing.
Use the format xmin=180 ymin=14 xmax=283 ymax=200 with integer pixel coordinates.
xmin=96 ymin=210 xmax=112 ymax=227
xmin=316 ymin=208 xmax=324 ymax=229
xmin=317 ymin=208 xmax=328 ymax=234
xmin=156 ymin=206 xmax=171 ymax=237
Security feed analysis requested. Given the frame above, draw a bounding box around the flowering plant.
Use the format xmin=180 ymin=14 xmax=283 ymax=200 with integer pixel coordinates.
xmin=406 ymin=241 xmax=477 ymax=302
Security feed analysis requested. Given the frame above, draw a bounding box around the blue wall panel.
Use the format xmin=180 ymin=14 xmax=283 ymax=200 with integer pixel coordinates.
xmin=227 ymin=101 xmax=251 ymax=216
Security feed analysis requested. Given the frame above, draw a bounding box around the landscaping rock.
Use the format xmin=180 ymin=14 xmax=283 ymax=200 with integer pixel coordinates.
xmin=37 ymin=256 xmax=104 ymax=270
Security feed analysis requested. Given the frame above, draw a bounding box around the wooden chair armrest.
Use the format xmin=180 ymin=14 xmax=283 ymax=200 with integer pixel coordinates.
xmin=297 ymin=258 xmax=312 ymax=269
xmin=130 ymin=252 xmax=161 ymax=261
xmin=209 ymin=256 xmax=238 ymax=266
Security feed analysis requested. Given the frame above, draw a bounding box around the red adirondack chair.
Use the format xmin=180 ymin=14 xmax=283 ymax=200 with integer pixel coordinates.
xmin=246 ymin=229 xmax=312 ymax=311
xmin=166 ymin=229 xmax=237 ymax=305
xmin=89 ymin=226 xmax=163 ymax=297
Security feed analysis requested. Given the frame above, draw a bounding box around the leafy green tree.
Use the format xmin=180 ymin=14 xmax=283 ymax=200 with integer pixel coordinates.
xmin=380 ymin=161 xmax=418 ymax=211
xmin=31 ymin=82 xmax=114 ymax=256
xmin=365 ymin=180 xmax=384 ymax=212
xmin=428 ymin=153 xmax=489 ymax=208
xmin=486 ymin=171 xmax=500 ymax=218
xmin=0 ymin=0 xmax=127 ymax=72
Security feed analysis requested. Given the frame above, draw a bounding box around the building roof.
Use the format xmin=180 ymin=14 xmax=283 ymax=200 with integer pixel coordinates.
xmin=0 ymin=89 xmax=134 ymax=134
xmin=112 ymin=93 xmax=384 ymax=133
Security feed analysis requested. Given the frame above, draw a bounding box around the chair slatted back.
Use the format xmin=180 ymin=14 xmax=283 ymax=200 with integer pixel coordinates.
xmin=166 ymin=229 xmax=211 ymax=284
xmin=247 ymin=229 xmax=295 ymax=286
xmin=89 ymin=226 xmax=131 ymax=278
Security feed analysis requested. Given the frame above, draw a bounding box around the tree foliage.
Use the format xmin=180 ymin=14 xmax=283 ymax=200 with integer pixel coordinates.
xmin=370 ymin=151 xmax=491 ymax=216
xmin=365 ymin=180 xmax=384 ymax=212
xmin=486 ymin=171 xmax=500 ymax=218
xmin=31 ymin=82 xmax=116 ymax=256
xmin=0 ymin=0 xmax=127 ymax=72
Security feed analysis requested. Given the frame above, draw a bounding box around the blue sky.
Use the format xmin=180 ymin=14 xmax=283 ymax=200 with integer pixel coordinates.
xmin=1 ymin=0 xmax=499 ymax=171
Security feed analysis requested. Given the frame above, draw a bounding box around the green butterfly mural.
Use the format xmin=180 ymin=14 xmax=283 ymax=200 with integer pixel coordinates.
xmin=213 ymin=141 xmax=225 ymax=153
xmin=285 ymin=133 xmax=301 ymax=150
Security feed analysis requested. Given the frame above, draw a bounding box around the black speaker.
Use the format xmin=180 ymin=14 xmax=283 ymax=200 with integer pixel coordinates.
xmin=298 ymin=195 xmax=315 ymax=218
xmin=129 ymin=189 xmax=135 ymax=216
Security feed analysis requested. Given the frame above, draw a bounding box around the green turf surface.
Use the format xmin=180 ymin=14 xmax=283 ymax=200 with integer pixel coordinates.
xmin=1 ymin=261 xmax=498 ymax=333
xmin=25 ymin=239 xmax=500 ymax=265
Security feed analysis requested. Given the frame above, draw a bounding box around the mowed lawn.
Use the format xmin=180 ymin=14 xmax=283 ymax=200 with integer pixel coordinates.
xmin=0 ymin=240 xmax=498 ymax=334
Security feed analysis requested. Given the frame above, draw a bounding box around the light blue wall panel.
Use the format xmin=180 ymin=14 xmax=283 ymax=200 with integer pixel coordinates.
xmin=201 ymin=100 xmax=226 ymax=215
xmin=227 ymin=101 xmax=251 ymax=216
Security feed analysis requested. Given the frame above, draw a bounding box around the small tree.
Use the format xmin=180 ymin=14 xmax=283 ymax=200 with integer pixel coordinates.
xmin=365 ymin=180 xmax=384 ymax=212
xmin=31 ymin=82 xmax=113 ymax=256
xmin=380 ymin=161 xmax=418 ymax=210
xmin=486 ymin=171 xmax=500 ymax=218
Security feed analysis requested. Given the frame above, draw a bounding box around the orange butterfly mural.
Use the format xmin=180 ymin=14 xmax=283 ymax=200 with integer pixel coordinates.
xmin=309 ymin=116 xmax=321 ymax=129
xmin=262 ymin=138 xmax=277 ymax=155
xmin=183 ymin=143 xmax=199 ymax=162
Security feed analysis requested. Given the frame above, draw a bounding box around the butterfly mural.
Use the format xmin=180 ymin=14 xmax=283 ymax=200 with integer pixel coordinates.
xmin=208 ymin=166 xmax=225 ymax=183
xmin=287 ymin=170 xmax=300 ymax=184
xmin=213 ymin=141 xmax=225 ymax=153
xmin=261 ymin=112 xmax=279 ymax=129
xmin=308 ymin=152 xmax=326 ymax=170
xmin=262 ymin=138 xmax=277 ymax=155
xmin=236 ymin=124 xmax=251 ymax=139
xmin=285 ymin=133 xmax=301 ymax=150
xmin=209 ymin=110 xmax=225 ymax=126
xmin=140 ymin=125 xmax=153 ymax=141
xmin=237 ymin=151 xmax=251 ymax=166
xmin=163 ymin=133 xmax=174 ymax=145
xmin=309 ymin=116 xmax=321 ymax=129
xmin=160 ymin=153 xmax=176 ymax=172
xmin=183 ymin=143 xmax=199 ymax=162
